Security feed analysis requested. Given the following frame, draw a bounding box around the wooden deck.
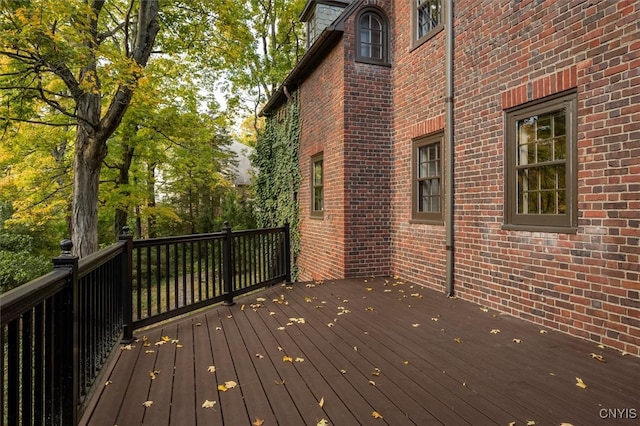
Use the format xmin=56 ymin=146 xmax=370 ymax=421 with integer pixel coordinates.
xmin=80 ymin=277 xmax=640 ymax=426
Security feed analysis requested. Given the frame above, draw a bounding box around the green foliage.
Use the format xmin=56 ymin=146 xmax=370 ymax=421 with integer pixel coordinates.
xmin=0 ymin=231 xmax=51 ymax=293
xmin=252 ymin=93 xmax=300 ymax=278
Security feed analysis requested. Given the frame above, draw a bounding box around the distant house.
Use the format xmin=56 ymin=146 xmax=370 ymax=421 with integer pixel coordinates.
xmin=227 ymin=140 xmax=254 ymax=189
xmin=261 ymin=0 xmax=640 ymax=356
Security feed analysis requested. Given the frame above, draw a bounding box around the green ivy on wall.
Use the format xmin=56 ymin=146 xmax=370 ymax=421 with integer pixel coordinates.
xmin=252 ymin=92 xmax=301 ymax=280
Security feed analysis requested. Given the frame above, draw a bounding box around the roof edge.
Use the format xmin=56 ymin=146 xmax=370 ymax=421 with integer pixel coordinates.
xmin=260 ymin=0 xmax=364 ymax=116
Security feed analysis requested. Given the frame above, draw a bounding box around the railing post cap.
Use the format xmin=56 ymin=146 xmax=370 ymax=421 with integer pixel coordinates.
xmin=59 ymin=239 xmax=73 ymax=256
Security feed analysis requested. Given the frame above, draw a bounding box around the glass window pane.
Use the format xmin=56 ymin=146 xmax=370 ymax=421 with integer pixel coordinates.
xmin=537 ymin=113 xmax=552 ymax=140
xmin=553 ymin=110 xmax=566 ymax=137
xmin=554 ymin=136 xmax=566 ymax=160
xmin=528 ymin=191 xmax=539 ymax=214
xmin=537 ymin=141 xmax=552 ymax=163
xmin=540 ymin=165 xmax=556 ymax=190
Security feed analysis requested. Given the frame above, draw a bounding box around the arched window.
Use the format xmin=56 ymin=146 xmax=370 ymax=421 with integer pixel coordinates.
xmin=356 ymin=9 xmax=389 ymax=65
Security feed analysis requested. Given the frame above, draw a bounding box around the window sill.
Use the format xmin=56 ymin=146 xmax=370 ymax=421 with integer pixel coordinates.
xmin=355 ymin=58 xmax=391 ymax=67
xmin=501 ymin=224 xmax=578 ymax=234
xmin=409 ymin=219 xmax=444 ymax=226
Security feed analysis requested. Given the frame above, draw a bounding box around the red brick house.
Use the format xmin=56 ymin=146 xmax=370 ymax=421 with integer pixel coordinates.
xmin=260 ymin=0 xmax=640 ymax=355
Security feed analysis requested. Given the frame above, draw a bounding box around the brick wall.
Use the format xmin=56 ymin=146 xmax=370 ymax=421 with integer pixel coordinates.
xmin=297 ymin=45 xmax=346 ymax=281
xmin=391 ymin=0 xmax=449 ymax=290
xmin=389 ymin=0 xmax=640 ymax=355
xmin=342 ymin=1 xmax=394 ymax=277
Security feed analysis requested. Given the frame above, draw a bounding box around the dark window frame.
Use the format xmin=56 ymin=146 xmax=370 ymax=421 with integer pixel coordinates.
xmin=355 ymin=7 xmax=390 ymax=66
xmin=504 ymin=91 xmax=578 ymax=233
xmin=412 ymin=133 xmax=444 ymax=224
xmin=311 ymin=153 xmax=324 ymax=218
xmin=411 ymin=0 xmax=444 ymax=49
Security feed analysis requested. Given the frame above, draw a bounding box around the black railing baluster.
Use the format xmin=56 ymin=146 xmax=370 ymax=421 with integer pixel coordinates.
xmin=7 ymin=320 xmax=19 ymax=425
xmin=155 ymin=245 xmax=161 ymax=316
xmin=22 ymin=311 xmax=33 ymax=425
xmin=165 ymin=244 xmax=170 ymax=312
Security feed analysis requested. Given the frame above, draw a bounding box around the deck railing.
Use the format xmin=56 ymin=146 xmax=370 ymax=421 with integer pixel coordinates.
xmin=0 ymin=224 xmax=291 ymax=426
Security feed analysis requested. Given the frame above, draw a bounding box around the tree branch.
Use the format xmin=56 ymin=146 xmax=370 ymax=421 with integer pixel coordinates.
xmin=0 ymin=116 xmax=76 ymax=127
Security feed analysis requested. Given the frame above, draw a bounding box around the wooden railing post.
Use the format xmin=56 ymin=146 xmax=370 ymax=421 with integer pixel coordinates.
xmin=284 ymin=222 xmax=292 ymax=284
xmin=222 ymin=222 xmax=235 ymax=306
xmin=51 ymin=239 xmax=79 ymax=426
xmin=119 ymin=226 xmax=135 ymax=343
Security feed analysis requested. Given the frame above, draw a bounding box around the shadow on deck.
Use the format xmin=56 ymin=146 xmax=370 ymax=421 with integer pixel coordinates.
xmin=81 ymin=278 xmax=640 ymax=426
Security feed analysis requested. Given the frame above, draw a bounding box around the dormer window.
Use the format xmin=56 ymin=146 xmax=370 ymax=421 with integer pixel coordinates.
xmin=356 ymin=8 xmax=389 ymax=65
xmin=301 ymin=1 xmax=349 ymax=48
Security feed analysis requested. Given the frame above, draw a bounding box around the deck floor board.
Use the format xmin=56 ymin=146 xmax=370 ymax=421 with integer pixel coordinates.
xmin=80 ymin=278 xmax=640 ymax=426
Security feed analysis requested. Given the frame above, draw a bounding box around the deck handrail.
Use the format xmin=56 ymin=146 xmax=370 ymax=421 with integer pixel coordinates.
xmin=0 ymin=224 xmax=291 ymax=425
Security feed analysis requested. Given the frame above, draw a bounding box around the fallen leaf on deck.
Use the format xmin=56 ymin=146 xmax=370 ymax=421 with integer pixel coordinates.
xmin=368 ymin=380 xmax=376 ymax=386
xmin=154 ymin=341 xmax=166 ymax=346
xmin=215 ymin=326 xmax=222 ymax=331
xmin=283 ymin=355 xmax=293 ymax=362
xmin=354 ymin=346 xmax=358 ymax=352
xmin=149 ymin=371 xmax=157 ymax=380
xmin=241 ymin=304 xmax=245 ymax=311
xmin=403 ymin=360 xmax=409 ymax=365
xmin=121 ymin=344 xmax=134 ymax=350
xmin=227 ymin=315 xmax=233 ymax=319
xmin=372 ymin=368 xmax=381 ymax=376
xmin=454 ymin=338 xmax=462 ymax=343
xmin=202 ymin=400 xmax=216 ymax=409
xmin=366 ymin=307 xmax=374 ymax=311
xmin=412 ymin=323 xmax=420 ymax=328
xmin=252 ymin=418 xmax=264 ymax=426
xmin=305 ymin=297 xmax=313 ymax=303
xmin=142 ymin=400 xmax=153 ymax=407
xmin=513 ymin=338 xmax=522 ymax=343
xmin=508 ymin=422 xmax=516 ymax=426
xmin=589 ymin=353 xmax=606 ymax=362
xmin=539 ymin=329 xmax=547 ymax=334
xmin=317 ymin=419 xmax=329 ymax=426
xmin=319 ymin=397 xmax=325 ymax=407
xmin=340 ymin=369 xmax=347 ymax=374
xmin=176 ymin=344 xmax=183 ymax=348
xmin=575 ymin=377 xmax=587 ymax=389
xmin=207 ymin=365 xmax=216 ymax=373
xmin=490 ymin=329 xmax=500 ymax=334
xmin=526 ymin=421 xmax=536 ymax=425
xmin=277 ymin=326 xmax=286 ymax=331
xmin=195 ymin=322 xmax=202 ymax=326
xmin=366 ymin=287 xmax=373 ymax=291
xmin=105 ymin=380 xmax=112 ymax=386
xmin=431 ymin=317 xmax=439 ymax=321
xmin=256 ymin=353 xmax=264 ymax=359
xmin=217 ymin=381 xmax=237 ymax=392
xmin=275 ymin=379 xmax=285 ymax=385
xmin=372 ymin=411 xmax=383 ymax=419
xmin=145 ymin=350 xmax=155 ymax=354
xmin=295 ymin=357 xmax=305 ymax=362
xmin=480 ymin=307 xmax=489 ymax=312
xmin=560 ymin=423 xmax=575 ymax=426
xmin=597 ymin=344 xmax=605 ymax=349
xmin=162 ymin=336 xmax=171 ymax=342
xmin=269 ymin=311 xmax=276 ymax=316
xmin=256 ymin=297 xmax=266 ymax=302
xmin=327 ymin=322 xmax=335 ymax=327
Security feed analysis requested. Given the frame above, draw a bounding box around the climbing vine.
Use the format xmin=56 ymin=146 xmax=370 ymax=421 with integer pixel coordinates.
xmin=252 ymin=92 xmax=301 ymax=279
